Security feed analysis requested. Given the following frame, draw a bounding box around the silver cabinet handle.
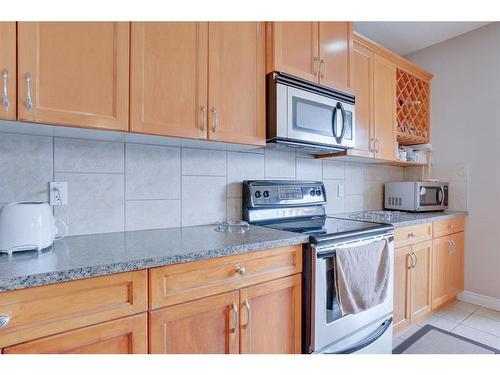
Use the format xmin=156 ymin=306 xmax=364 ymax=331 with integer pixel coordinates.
xmin=2 ymin=69 xmax=9 ymax=108
xmin=407 ymin=232 xmax=415 ymax=238
xmin=451 ymin=239 xmax=457 ymax=255
xmin=412 ymin=252 xmax=418 ymax=269
xmin=319 ymin=58 xmax=326 ymax=79
xmin=369 ymin=138 xmax=375 ymax=152
xmin=235 ymin=264 xmax=246 ymax=276
xmin=374 ymin=139 xmax=380 ymax=153
xmin=242 ymin=299 xmax=251 ymax=328
xmin=25 ymin=73 xmax=33 ymax=110
xmin=211 ymin=107 xmax=219 ymax=133
xmin=0 ymin=314 xmax=10 ymax=329
xmin=313 ymin=57 xmax=320 ymax=75
xmin=200 ymin=105 xmax=207 ymax=131
xmin=230 ymin=303 xmax=238 ymax=333
xmin=409 ymin=253 xmax=417 ymax=269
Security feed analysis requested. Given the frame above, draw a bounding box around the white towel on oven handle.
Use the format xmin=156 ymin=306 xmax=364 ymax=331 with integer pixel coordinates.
xmin=334 ymin=238 xmax=389 ymax=315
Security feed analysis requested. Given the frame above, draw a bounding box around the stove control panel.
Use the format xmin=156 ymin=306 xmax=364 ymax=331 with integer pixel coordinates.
xmin=243 ymin=180 xmax=326 ymax=208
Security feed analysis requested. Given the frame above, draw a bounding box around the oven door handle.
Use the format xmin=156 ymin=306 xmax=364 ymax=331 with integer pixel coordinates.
xmin=323 ymin=317 xmax=393 ymax=354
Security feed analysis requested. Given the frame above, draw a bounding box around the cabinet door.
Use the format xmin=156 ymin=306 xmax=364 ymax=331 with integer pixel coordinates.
xmin=373 ymin=53 xmax=396 ymax=161
xmin=410 ymin=240 xmax=433 ymax=322
xmin=130 ymin=22 xmax=208 ymax=139
xmin=268 ymin=22 xmax=319 ymax=82
xmin=432 ymin=236 xmax=451 ymax=309
xmin=17 ymin=22 xmax=129 ymax=131
xmin=0 ymin=22 xmax=16 ymax=120
xmin=350 ymin=39 xmax=374 ymax=158
xmin=149 ymin=291 xmax=239 ymax=354
xmin=239 ymin=275 xmax=301 ymax=354
xmin=318 ymin=22 xmax=352 ymax=91
xmin=208 ymin=22 xmax=265 ymax=146
xmin=448 ymin=232 xmax=464 ymax=298
xmin=3 ymin=314 xmax=147 ymax=354
xmin=393 ymin=246 xmax=411 ymax=332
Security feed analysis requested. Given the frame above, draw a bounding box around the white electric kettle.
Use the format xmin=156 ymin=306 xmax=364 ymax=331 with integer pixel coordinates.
xmin=0 ymin=202 xmax=67 ymax=255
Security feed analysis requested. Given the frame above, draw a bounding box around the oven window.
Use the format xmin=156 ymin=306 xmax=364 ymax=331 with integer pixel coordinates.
xmin=292 ymin=97 xmax=353 ymax=141
xmin=419 ymin=186 xmax=441 ymax=206
xmin=325 ymin=256 xmax=343 ymax=323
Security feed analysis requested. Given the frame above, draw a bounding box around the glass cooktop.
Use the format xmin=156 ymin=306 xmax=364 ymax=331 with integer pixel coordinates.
xmin=261 ymin=216 xmax=393 ymax=243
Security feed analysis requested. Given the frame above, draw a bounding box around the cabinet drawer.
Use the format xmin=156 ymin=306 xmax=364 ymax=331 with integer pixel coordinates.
xmin=433 ymin=217 xmax=465 ymax=238
xmin=0 ymin=270 xmax=147 ymax=348
xmin=149 ymin=245 xmax=302 ymax=309
xmin=3 ymin=313 xmax=148 ymax=354
xmin=394 ymin=223 xmax=432 ymax=248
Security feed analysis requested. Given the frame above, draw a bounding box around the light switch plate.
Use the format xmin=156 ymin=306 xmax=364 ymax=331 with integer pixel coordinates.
xmin=49 ymin=182 xmax=68 ymax=206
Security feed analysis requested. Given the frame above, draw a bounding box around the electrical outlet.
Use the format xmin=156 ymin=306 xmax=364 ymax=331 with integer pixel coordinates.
xmin=49 ymin=182 xmax=68 ymax=206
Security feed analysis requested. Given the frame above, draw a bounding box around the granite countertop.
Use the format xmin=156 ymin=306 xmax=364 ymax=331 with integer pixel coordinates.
xmin=0 ymin=225 xmax=308 ymax=292
xmin=331 ymin=210 xmax=468 ymax=228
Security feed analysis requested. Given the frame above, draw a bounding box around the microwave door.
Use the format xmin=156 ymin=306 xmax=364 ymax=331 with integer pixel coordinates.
xmin=287 ymin=87 xmax=354 ymax=148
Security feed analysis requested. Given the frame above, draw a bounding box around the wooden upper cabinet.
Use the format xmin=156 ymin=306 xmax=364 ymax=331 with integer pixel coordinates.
xmin=3 ymin=314 xmax=148 ymax=354
xmin=208 ymin=22 xmax=265 ymax=146
xmin=149 ymin=291 xmax=239 ymax=354
xmin=373 ymin=53 xmax=396 ymax=161
xmin=130 ymin=22 xmax=208 ymax=139
xmin=393 ymin=246 xmax=411 ymax=332
xmin=267 ymin=22 xmax=319 ymax=82
xmin=410 ymin=240 xmax=432 ymax=322
xmin=318 ymin=22 xmax=352 ymax=91
xmin=0 ymin=22 xmax=16 ymax=120
xmin=17 ymin=22 xmax=129 ymax=131
xmin=239 ymin=275 xmax=301 ymax=354
xmin=351 ymin=38 xmax=374 ymax=158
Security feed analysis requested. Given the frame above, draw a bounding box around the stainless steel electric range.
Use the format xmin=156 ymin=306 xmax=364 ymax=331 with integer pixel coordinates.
xmin=243 ymin=180 xmax=395 ymax=354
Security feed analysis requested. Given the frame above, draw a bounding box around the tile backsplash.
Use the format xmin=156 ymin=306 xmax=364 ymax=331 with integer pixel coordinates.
xmin=0 ymin=132 xmax=405 ymax=236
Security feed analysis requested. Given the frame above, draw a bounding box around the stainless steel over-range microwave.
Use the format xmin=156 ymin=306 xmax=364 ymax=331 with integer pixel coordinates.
xmin=266 ymin=72 xmax=355 ymax=154
xmin=385 ymin=181 xmax=449 ymax=212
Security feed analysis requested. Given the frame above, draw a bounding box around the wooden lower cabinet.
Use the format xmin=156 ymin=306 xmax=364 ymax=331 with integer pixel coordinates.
xmin=149 ymin=275 xmax=302 ymax=354
xmin=393 ymin=240 xmax=432 ymax=333
xmin=409 ymin=240 xmax=432 ymax=322
xmin=393 ymin=219 xmax=466 ymax=334
xmin=239 ymin=274 xmax=301 ymax=354
xmin=149 ymin=291 xmax=239 ymax=354
xmin=393 ymin=246 xmax=411 ymax=331
xmin=432 ymin=232 xmax=464 ymax=309
xmin=3 ymin=314 xmax=147 ymax=354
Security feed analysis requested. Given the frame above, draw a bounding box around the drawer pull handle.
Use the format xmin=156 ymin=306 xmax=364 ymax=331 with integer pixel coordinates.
xmin=407 ymin=233 xmax=415 ymax=238
xmin=0 ymin=315 xmax=10 ymax=329
xmin=449 ymin=224 xmax=455 ymax=229
xmin=230 ymin=303 xmax=238 ymax=333
xmin=242 ymin=299 xmax=251 ymax=328
xmin=235 ymin=265 xmax=246 ymax=276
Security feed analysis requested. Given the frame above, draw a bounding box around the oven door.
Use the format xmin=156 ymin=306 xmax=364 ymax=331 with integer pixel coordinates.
xmin=312 ymin=234 xmax=394 ymax=353
xmin=285 ymin=85 xmax=355 ymax=148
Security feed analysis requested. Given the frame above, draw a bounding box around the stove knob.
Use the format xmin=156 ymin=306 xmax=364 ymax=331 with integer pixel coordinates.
xmin=310 ymin=190 xmax=316 ymax=197
xmin=316 ymin=190 xmax=322 ymax=196
xmin=254 ymin=191 xmax=262 ymax=198
xmin=263 ymin=190 xmax=270 ymax=198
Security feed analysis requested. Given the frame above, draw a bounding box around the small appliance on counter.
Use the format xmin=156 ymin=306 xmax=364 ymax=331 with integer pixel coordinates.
xmin=0 ymin=202 xmax=66 ymax=255
xmin=243 ymin=180 xmax=394 ymax=354
xmin=385 ymin=181 xmax=448 ymax=212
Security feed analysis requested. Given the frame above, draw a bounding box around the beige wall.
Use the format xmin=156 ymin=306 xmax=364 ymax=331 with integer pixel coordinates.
xmin=407 ymin=22 xmax=500 ymax=300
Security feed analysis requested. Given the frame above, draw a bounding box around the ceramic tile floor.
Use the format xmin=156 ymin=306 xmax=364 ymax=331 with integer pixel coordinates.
xmin=393 ymin=300 xmax=500 ymax=352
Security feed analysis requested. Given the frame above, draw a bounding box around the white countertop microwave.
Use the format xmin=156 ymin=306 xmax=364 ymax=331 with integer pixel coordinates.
xmin=385 ymin=181 xmax=449 ymax=212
